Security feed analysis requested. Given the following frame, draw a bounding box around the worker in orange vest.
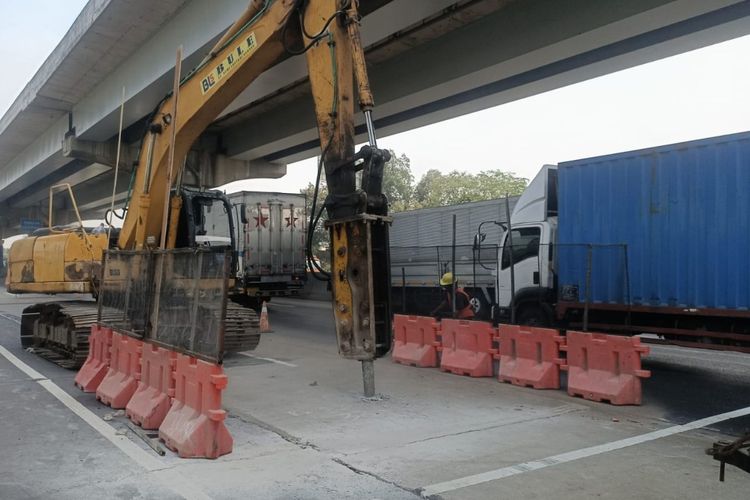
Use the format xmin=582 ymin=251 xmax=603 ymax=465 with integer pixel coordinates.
xmin=430 ymin=272 xmax=475 ymax=319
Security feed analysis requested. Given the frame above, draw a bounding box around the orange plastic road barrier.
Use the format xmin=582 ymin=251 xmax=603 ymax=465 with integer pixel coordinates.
xmin=561 ymin=331 xmax=651 ymax=405
xmin=158 ymin=354 xmax=233 ymax=458
xmin=439 ymin=319 xmax=496 ymax=377
xmin=392 ymin=315 xmax=440 ymax=367
xmin=126 ymin=343 xmax=177 ymax=429
xmin=496 ymin=324 xmax=565 ymax=389
xmin=95 ymin=332 xmax=143 ymax=408
xmin=259 ymin=301 xmax=272 ymax=333
xmin=74 ymin=324 xmax=113 ymax=392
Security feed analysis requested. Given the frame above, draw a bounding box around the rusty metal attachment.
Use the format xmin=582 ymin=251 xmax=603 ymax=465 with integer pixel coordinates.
xmin=706 ymin=433 xmax=750 ymax=481
xmin=328 ymin=214 xmax=392 ymax=362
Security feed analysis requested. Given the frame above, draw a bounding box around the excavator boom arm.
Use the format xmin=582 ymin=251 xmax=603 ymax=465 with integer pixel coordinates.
xmin=118 ymin=0 xmax=391 ymax=360
xmin=119 ymin=0 xmax=293 ymax=250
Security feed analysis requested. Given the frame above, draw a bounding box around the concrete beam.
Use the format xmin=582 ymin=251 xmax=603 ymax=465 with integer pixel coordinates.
xmin=66 ymin=169 xmax=134 ymax=219
xmin=198 ymin=154 xmax=287 ymax=188
xmin=5 ymin=161 xmax=111 ymax=209
xmin=0 ymin=199 xmax=82 ymax=232
xmin=4 ymin=0 xmax=750 ymax=208
xmin=78 ymin=192 xmax=129 ymax=220
xmin=62 ymin=134 xmax=137 ymax=170
xmin=214 ymin=0 xmax=750 ymax=164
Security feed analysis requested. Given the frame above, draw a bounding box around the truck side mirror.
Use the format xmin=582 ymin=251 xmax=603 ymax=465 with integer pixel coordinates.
xmin=473 ymin=232 xmax=486 ymax=250
xmin=239 ymin=203 xmax=248 ymax=224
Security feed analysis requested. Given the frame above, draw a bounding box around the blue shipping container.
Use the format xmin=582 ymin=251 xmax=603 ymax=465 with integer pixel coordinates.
xmin=557 ymin=131 xmax=750 ymax=311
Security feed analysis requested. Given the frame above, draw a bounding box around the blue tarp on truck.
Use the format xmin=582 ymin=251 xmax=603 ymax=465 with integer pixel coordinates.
xmin=557 ymin=131 xmax=750 ymax=311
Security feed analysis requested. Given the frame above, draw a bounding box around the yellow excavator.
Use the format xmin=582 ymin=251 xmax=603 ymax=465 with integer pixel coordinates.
xmin=5 ymin=0 xmax=392 ymax=375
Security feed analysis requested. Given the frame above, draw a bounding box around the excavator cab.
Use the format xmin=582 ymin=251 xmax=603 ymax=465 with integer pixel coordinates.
xmin=174 ymin=188 xmax=236 ymax=256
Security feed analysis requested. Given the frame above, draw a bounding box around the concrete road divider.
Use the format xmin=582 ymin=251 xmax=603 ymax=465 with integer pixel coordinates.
xmin=392 ymin=315 xmax=440 ymax=367
xmin=96 ymin=332 xmax=143 ymax=408
xmin=562 ymin=331 xmax=651 ymax=405
xmin=439 ymin=319 xmax=496 ymax=377
xmin=126 ymin=343 xmax=177 ymax=429
xmin=158 ymin=353 xmax=233 ymax=459
xmin=74 ymin=324 xmax=113 ymax=392
xmin=496 ymin=324 xmax=565 ymax=389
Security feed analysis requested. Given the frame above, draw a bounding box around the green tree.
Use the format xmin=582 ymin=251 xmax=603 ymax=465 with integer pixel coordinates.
xmin=382 ymin=150 xmax=414 ymax=212
xmin=413 ymin=169 xmax=443 ymax=208
xmin=413 ymin=169 xmax=527 ymax=208
xmin=301 ymin=179 xmax=330 ymax=271
xmin=301 ymin=152 xmax=525 ymax=260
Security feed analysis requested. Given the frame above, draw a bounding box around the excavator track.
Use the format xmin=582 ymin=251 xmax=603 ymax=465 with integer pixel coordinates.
xmin=20 ymin=301 xmax=108 ymax=369
xmin=21 ymin=301 xmax=261 ymax=369
xmin=223 ymin=303 xmax=261 ymax=353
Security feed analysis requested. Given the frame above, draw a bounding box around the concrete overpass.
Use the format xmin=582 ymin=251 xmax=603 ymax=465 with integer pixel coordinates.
xmin=1 ymin=0 xmax=750 ymax=231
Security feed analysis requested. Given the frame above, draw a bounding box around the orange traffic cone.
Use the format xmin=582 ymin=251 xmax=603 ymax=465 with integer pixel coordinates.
xmin=259 ymin=301 xmax=272 ymax=333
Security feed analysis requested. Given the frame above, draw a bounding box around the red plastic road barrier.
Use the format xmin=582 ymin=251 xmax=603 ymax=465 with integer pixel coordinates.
xmin=74 ymin=324 xmax=113 ymax=392
xmin=126 ymin=343 xmax=177 ymax=429
xmin=561 ymin=331 xmax=651 ymax=405
xmin=496 ymin=324 xmax=565 ymax=389
xmin=96 ymin=332 xmax=143 ymax=408
xmin=392 ymin=315 xmax=440 ymax=367
xmin=439 ymin=319 xmax=496 ymax=377
xmin=158 ymin=354 xmax=233 ymax=459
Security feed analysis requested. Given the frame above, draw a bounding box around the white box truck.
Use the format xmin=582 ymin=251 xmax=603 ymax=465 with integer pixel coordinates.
xmin=228 ymin=191 xmax=306 ymax=309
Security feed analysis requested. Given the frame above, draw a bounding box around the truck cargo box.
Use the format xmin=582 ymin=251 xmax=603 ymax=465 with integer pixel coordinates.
xmin=390 ymin=197 xmax=518 ymax=288
xmin=557 ymin=131 xmax=750 ymax=312
xmin=229 ymin=191 xmax=306 ymax=290
xmin=389 ymin=197 xmax=518 ymax=318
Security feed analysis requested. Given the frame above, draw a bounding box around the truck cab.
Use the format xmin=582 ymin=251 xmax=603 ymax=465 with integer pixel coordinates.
xmin=495 ymin=165 xmax=558 ymax=325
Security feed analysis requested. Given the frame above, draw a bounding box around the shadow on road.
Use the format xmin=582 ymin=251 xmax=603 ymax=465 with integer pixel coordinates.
xmin=643 ymin=354 xmax=750 ymax=435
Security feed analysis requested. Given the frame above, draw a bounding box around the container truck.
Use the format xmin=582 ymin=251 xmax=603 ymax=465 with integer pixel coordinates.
xmin=390 ymin=197 xmax=518 ymax=319
xmin=491 ymin=131 xmax=750 ymax=352
xmin=227 ymin=191 xmax=307 ymax=310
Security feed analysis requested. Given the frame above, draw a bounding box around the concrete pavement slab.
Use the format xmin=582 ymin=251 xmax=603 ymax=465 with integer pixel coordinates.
xmin=2 ymin=293 xmax=750 ymax=499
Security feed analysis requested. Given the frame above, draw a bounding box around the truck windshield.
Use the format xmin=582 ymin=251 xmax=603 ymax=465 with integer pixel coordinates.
xmin=194 ymin=198 xmax=232 ymax=247
xmin=501 ymin=227 xmax=540 ymax=269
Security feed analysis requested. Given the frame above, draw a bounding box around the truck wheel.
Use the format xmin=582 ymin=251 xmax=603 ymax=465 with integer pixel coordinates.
xmin=517 ymin=305 xmax=550 ymax=327
xmin=469 ymin=297 xmax=481 ymax=315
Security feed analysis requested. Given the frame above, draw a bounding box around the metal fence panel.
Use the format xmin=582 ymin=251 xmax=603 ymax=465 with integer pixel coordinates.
xmin=149 ymin=249 xmax=229 ymax=362
xmin=98 ymin=251 xmax=153 ymax=338
xmin=98 ymin=248 xmax=229 ymax=362
xmin=390 ymin=244 xmax=499 ymax=287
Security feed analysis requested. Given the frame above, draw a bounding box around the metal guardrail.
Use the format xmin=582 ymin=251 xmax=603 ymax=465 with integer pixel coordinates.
xmin=390 ymin=241 xmax=631 ymax=323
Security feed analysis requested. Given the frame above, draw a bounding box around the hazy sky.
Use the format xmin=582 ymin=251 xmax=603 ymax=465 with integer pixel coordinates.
xmin=2 ymin=1 xmax=750 ymax=201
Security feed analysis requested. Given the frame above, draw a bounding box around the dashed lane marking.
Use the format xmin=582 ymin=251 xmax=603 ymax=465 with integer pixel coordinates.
xmin=238 ymin=351 xmax=298 ymax=367
xmin=0 ymin=312 xmax=21 ymax=324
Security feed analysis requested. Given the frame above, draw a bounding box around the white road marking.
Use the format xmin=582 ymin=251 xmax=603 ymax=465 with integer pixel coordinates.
xmin=0 ymin=312 xmax=21 ymax=324
xmin=238 ymin=351 xmax=297 ymax=367
xmin=420 ymin=405 xmax=750 ymax=497
xmin=0 ymin=343 xmax=212 ymax=500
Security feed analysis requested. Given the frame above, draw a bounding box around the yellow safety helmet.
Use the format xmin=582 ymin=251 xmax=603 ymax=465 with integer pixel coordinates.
xmin=440 ymin=272 xmax=456 ymax=286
